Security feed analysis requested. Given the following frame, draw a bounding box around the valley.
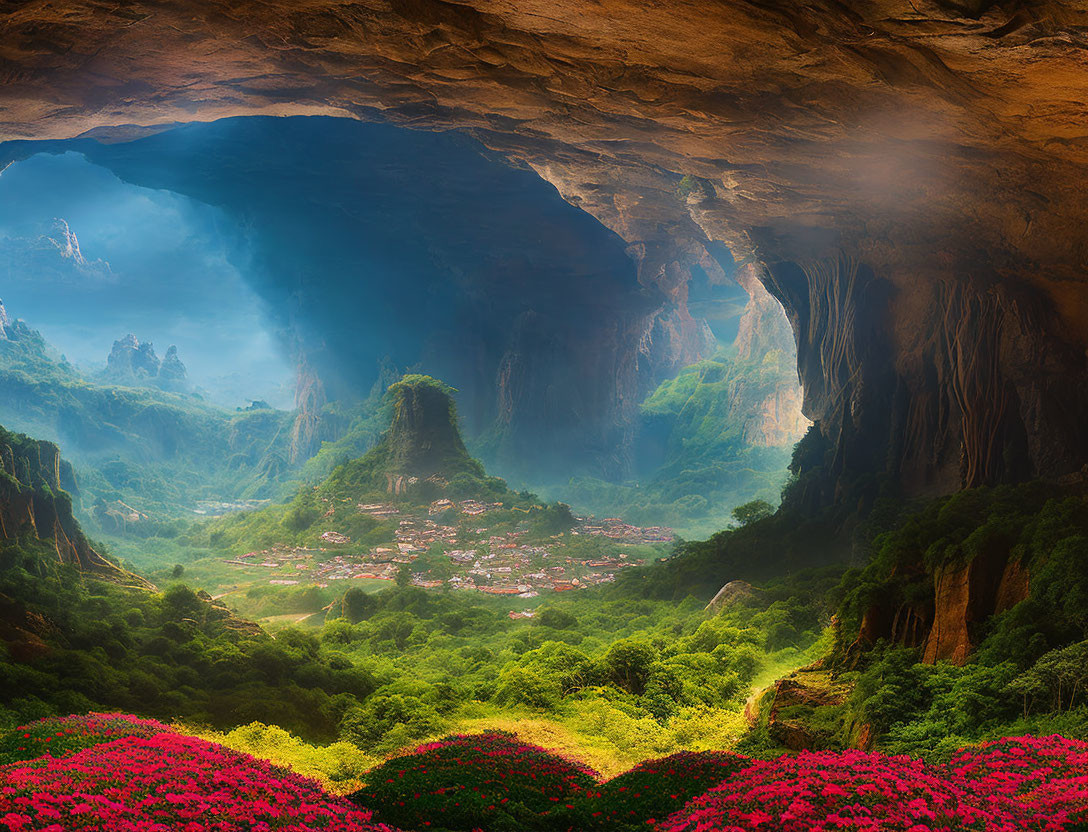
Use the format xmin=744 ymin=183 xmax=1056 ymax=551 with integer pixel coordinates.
xmin=3 ymin=3 xmax=1088 ymax=826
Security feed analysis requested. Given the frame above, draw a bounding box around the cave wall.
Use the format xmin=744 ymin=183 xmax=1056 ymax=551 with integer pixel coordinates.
xmin=761 ymin=252 xmax=1088 ymax=511
xmin=2 ymin=0 xmax=1088 ymax=504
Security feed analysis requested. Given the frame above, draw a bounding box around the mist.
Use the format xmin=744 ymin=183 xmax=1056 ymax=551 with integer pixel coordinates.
xmin=0 ymin=151 xmax=293 ymax=408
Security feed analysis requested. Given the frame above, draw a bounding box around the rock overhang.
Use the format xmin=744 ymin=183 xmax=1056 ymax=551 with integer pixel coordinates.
xmin=2 ymin=0 xmax=1087 ymax=504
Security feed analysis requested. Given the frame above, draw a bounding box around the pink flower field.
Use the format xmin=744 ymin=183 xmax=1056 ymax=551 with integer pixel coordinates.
xmin=0 ymin=730 xmax=400 ymax=832
xmin=0 ymin=713 xmax=176 ymax=765
xmin=5 ymin=717 xmax=1088 ymax=832
xmin=949 ymin=735 xmax=1088 ymax=828
xmin=663 ymin=749 xmax=1063 ymax=832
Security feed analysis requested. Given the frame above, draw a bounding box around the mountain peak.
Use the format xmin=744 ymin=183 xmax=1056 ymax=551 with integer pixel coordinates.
xmin=104 ymin=334 xmax=188 ymax=392
xmin=385 ymin=375 xmax=469 ymax=481
xmin=319 ymin=374 xmax=494 ymax=501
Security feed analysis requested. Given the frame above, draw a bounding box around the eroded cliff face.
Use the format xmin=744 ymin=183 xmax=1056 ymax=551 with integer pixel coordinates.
xmin=854 ymin=550 xmax=1030 ymax=666
xmin=2 ymin=0 xmax=1087 ymax=503
xmin=0 ymin=427 xmax=151 ymax=587
xmin=762 ymin=255 xmax=1088 ymax=511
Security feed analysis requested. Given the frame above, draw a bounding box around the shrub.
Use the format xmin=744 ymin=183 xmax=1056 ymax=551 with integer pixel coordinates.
xmin=0 ymin=732 xmax=397 ymax=831
xmin=0 ymin=712 xmax=173 ymax=765
xmin=664 ymin=749 xmax=1052 ymax=831
xmin=349 ymin=731 xmax=598 ymax=831
xmin=197 ymin=721 xmax=378 ymax=794
xmin=948 ymin=735 xmax=1088 ymax=827
xmin=583 ymin=750 xmax=750 ymax=830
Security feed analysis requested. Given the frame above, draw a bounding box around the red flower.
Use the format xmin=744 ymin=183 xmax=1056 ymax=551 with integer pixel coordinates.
xmin=0 ymin=729 xmax=402 ymax=832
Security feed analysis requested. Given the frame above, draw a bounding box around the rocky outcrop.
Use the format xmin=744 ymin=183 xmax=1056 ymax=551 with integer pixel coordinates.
xmin=0 ymin=425 xmax=152 ymax=589
xmin=158 ymin=345 xmax=188 ymax=390
xmin=705 ymin=580 xmax=755 ymax=612
xmin=922 ymin=552 xmax=1031 ymax=664
xmin=104 ymin=334 xmax=190 ymax=393
xmin=288 ymin=354 xmax=330 ymax=465
xmin=0 ymin=299 xmax=8 ymax=341
xmin=855 ymin=552 xmax=1031 ymax=667
xmin=729 ymin=264 xmax=810 ymax=448
xmin=195 ymin=589 xmax=266 ymax=639
xmin=756 ymin=669 xmax=856 ymax=751
xmin=385 ymin=377 xmax=471 ymax=480
xmin=105 ymin=334 xmax=160 ymax=382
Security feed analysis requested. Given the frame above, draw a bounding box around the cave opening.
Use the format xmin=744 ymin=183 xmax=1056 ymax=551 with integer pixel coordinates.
xmin=0 ymin=114 xmax=806 ymax=536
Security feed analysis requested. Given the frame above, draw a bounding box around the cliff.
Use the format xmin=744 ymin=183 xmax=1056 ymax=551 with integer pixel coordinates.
xmin=384 ymin=376 xmax=472 ymax=482
xmin=0 ymin=424 xmax=152 ymax=588
xmin=325 ymin=375 xmax=489 ymax=498
xmin=840 ymin=482 xmax=1079 ymax=668
xmin=104 ymin=334 xmax=189 ymax=393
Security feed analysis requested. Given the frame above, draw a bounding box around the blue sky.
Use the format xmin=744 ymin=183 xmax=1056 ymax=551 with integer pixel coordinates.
xmin=0 ymin=152 xmax=293 ymax=408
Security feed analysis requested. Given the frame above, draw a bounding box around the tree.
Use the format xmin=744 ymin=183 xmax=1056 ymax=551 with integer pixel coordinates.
xmin=534 ymin=606 xmax=577 ymax=630
xmin=162 ymin=584 xmax=203 ymax=620
xmin=171 ymin=564 xmax=185 ymax=579
xmin=731 ymin=499 xmax=774 ymax=527
xmin=601 ymin=639 xmax=657 ymax=695
xmin=1010 ymin=640 xmax=1088 ymax=715
xmin=494 ymin=667 xmax=562 ymax=710
xmin=342 ymin=587 xmax=377 ymax=624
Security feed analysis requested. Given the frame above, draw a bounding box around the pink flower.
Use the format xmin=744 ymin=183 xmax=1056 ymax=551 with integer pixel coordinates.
xmin=0 ymin=725 xmax=402 ymax=832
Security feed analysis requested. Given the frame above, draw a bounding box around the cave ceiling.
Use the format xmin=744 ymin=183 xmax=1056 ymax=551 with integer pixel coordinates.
xmin=2 ymin=0 xmax=1087 ymax=500
xmin=1 ymin=0 xmax=1085 ymax=273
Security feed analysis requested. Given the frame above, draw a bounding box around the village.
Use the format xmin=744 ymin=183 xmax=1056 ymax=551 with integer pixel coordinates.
xmin=223 ymin=497 xmax=675 ymax=604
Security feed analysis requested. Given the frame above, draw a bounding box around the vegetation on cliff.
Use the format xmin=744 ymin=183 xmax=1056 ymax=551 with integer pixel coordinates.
xmin=0 ymin=542 xmax=375 ymax=740
xmin=193 ymin=375 xmax=544 ymax=556
xmin=721 ymin=482 xmax=1088 ymax=760
xmin=0 ymin=314 xmax=294 ymax=533
xmin=559 ymin=347 xmax=800 ymax=537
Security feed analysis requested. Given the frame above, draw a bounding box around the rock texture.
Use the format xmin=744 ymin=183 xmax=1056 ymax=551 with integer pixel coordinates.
xmin=922 ymin=552 xmax=1031 ymax=663
xmin=732 ymin=264 xmax=810 ymax=448
xmin=705 ymin=579 xmax=756 ymax=612
xmin=854 ymin=551 xmax=1031 ymax=666
xmin=756 ymin=669 xmax=856 ymax=751
xmin=2 ymin=0 xmax=1087 ymax=503
xmin=384 ymin=377 xmax=471 ymax=481
xmin=105 ymin=334 xmax=161 ymax=382
xmin=104 ymin=334 xmax=189 ymax=393
xmin=0 ymin=425 xmax=152 ymax=588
